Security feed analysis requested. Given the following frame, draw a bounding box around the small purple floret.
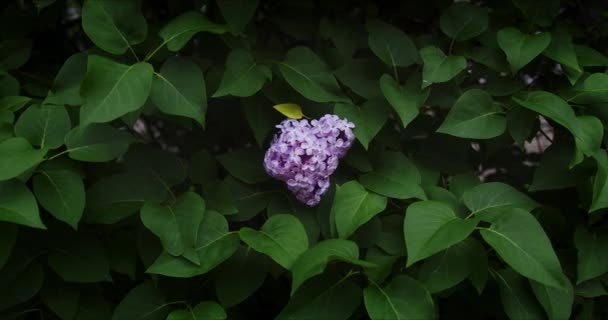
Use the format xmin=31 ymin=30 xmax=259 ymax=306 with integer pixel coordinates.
xmin=264 ymin=114 xmax=355 ymax=206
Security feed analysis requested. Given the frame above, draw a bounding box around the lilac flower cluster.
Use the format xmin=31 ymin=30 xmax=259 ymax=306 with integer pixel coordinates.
xmin=264 ymin=114 xmax=356 ymax=206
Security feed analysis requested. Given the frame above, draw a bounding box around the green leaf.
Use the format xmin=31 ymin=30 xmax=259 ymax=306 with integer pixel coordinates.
xmin=404 ymin=200 xmax=477 ymax=266
xmin=463 ymin=182 xmax=538 ymax=219
xmin=64 ymin=124 xmax=134 ymax=162
xmin=513 ymin=91 xmax=600 ymax=164
xmin=343 ymin=143 xmax=373 ymax=173
xmin=0 ymin=122 xmax=13 ymax=142
xmin=0 ymin=72 xmax=19 ymax=98
xmin=150 ymin=57 xmax=206 ymax=126
xmin=167 ymin=301 xmax=227 ymax=320
xmin=111 ymin=283 xmax=168 ymax=320
xmin=216 ymin=148 xmax=267 ymax=184
xmin=267 ymin=195 xmax=320 ymax=246
xmin=575 ymin=279 xmax=608 ymax=298
xmin=0 ymin=223 xmax=17 ymax=270
xmin=188 ymin=149 xmax=219 ymax=186
xmin=379 ymin=74 xmax=429 ymax=128
xmin=123 ymin=144 xmax=187 ymax=186
xmin=48 ymin=232 xmax=110 ymax=283
xmin=217 ymin=0 xmax=259 ymax=34
xmin=221 ymin=177 xmax=270 ymax=221
xmin=240 ymin=214 xmax=309 ymax=269
xmin=290 ymin=239 xmax=360 ymax=295
xmin=512 ymin=0 xmax=559 ymax=27
xmin=136 ymin=226 xmax=163 ymax=269
xmin=575 ymin=226 xmax=608 ymax=284
xmin=277 ymin=272 xmax=362 ymax=320
xmin=575 ymin=45 xmax=608 ymax=67
xmin=437 ymin=89 xmax=506 ymax=139
xmin=141 ymin=192 xmax=205 ymax=264
xmin=497 ymin=27 xmax=551 ymax=73
xmin=213 ymin=49 xmax=271 ymax=98
xmin=480 ymin=209 xmax=567 ymax=289
xmin=333 ymin=100 xmax=388 ymax=149
xmin=365 ymin=247 xmax=397 ymax=283
xmin=214 ymin=247 xmax=269 ymax=307
xmin=80 ymin=55 xmax=153 ymax=127
xmin=439 ymin=2 xmax=488 ymax=41
xmin=146 ymin=211 xmax=239 ymax=277
xmin=14 ymin=104 xmax=71 ymax=149
xmin=158 ymin=11 xmax=226 ymax=52
xmin=0 ymin=39 xmax=32 ymax=70
xmin=0 ymin=96 xmax=31 ymax=112
xmin=40 ymin=279 xmax=80 ymax=320
xmin=332 ymin=180 xmax=387 ymax=239
xmin=1 ymin=110 xmax=15 ymax=124
xmin=495 ymin=268 xmax=544 ymax=320
xmin=544 ymin=29 xmax=581 ymax=83
xmin=81 ymin=0 xmax=147 ymax=55
xmin=45 ymin=52 xmax=87 ymax=106
xmin=376 ymin=215 xmax=406 ymax=256
xmin=366 ymin=19 xmax=419 ymax=68
xmin=466 ymin=47 xmax=510 ymax=73
xmin=75 ymin=291 xmax=112 ymax=320
xmin=0 ymin=259 xmax=44 ymax=311
xmin=363 ymin=275 xmax=435 ymax=320
xmin=573 ymin=116 xmax=604 ymax=165
xmin=424 ymin=186 xmax=463 ymax=217
xmin=33 ymin=168 xmax=85 ymax=229
xmin=359 ymin=151 xmax=426 ymax=200
xmin=85 ymin=171 xmax=167 ymax=224
xmin=564 ymin=73 xmax=608 ymax=104
xmin=0 ymin=137 xmax=46 ymax=181
xmin=530 ymin=142 xmax=588 ymax=191
xmin=0 ymin=180 xmax=45 ymax=229
xmin=105 ymin=231 xmax=137 ymax=279
xmin=244 ymin=97 xmax=283 ymax=147
xmin=420 ymin=46 xmax=467 ymax=89
xmin=530 ymin=278 xmax=574 ymax=320
xmin=514 ymin=90 xmax=577 ymax=129
xmin=320 ymin=16 xmax=363 ymax=59
xmin=507 ymin=107 xmax=536 ymax=148
xmin=334 ymin=59 xmax=384 ymax=99
xmin=418 ymin=239 xmax=479 ymax=293
xmin=278 ymin=47 xmax=348 ymax=103
xmin=468 ymin=238 xmax=489 ymax=294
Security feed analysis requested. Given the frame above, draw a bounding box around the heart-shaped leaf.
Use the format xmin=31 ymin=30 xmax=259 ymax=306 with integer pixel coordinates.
xmin=150 ymin=57 xmax=206 ymax=126
xmin=213 ymin=49 xmax=271 ymax=98
xmin=404 ymin=200 xmax=477 ymax=266
xmin=278 ymin=47 xmax=348 ymax=103
xmin=498 ymin=27 xmax=551 ymax=73
xmin=420 ymin=46 xmax=467 ymax=89
xmin=332 ymin=180 xmax=387 ymax=239
xmin=240 ymin=214 xmax=308 ymax=269
xmin=437 ymin=89 xmax=506 ymax=139
xmin=334 ymin=101 xmax=388 ymax=149
xmin=80 ymin=56 xmax=153 ymax=127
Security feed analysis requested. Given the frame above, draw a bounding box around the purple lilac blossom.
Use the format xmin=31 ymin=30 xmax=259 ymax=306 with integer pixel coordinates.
xmin=264 ymin=114 xmax=355 ymax=206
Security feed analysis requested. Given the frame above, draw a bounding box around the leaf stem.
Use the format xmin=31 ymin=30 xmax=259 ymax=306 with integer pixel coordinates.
xmin=140 ymin=300 xmax=188 ymax=319
xmin=127 ymin=45 xmax=140 ymax=63
xmin=144 ymin=40 xmax=169 ymax=62
xmin=392 ymin=64 xmax=399 ymax=84
xmin=45 ymin=149 xmax=71 ymax=161
xmin=465 ymin=210 xmax=478 ymax=220
xmin=448 ymin=37 xmax=456 ymax=56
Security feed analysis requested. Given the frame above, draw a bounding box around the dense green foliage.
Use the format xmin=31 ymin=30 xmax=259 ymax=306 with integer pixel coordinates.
xmin=1 ymin=0 xmax=608 ymax=318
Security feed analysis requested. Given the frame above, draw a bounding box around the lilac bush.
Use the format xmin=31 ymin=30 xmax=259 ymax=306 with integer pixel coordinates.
xmin=264 ymin=115 xmax=356 ymax=206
